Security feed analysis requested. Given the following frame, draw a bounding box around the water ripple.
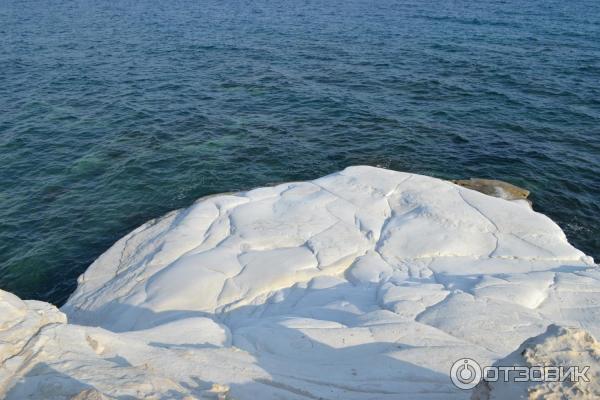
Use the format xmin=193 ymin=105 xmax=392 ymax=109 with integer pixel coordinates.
xmin=0 ymin=0 xmax=599 ymax=304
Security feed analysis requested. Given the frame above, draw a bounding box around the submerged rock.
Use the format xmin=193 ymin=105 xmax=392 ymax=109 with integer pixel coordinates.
xmin=0 ymin=166 xmax=597 ymax=399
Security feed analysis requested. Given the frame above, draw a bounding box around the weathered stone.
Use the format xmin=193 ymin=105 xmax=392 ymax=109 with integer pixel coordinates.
xmin=452 ymin=178 xmax=530 ymax=201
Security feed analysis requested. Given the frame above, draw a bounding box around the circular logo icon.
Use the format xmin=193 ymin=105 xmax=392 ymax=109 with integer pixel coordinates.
xmin=450 ymin=358 xmax=482 ymax=390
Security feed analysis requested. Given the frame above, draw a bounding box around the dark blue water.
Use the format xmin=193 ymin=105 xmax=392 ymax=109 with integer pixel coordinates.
xmin=1 ymin=0 xmax=599 ymax=305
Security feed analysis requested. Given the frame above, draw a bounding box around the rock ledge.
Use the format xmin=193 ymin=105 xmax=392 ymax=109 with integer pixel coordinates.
xmin=1 ymin=166 xmax=597 ymax=399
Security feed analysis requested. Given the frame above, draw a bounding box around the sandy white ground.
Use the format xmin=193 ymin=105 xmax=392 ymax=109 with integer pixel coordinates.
xmin=0 ymin=166 xmax=598 ymax=399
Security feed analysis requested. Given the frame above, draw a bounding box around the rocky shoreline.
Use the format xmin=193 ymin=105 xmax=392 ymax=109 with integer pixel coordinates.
xmin=1 ymin=166 xmax=597 ymax=399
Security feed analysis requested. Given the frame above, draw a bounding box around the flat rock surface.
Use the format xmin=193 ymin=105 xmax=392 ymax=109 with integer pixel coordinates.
xmin=1 ymin=166 xmax=598 ymax=399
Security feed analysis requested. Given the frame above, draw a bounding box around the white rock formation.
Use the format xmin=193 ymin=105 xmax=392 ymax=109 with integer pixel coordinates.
xmin=472 ymin=324 xmax=600 ymax=399
xmin=0 ymin=166 xmax=598 ymax=399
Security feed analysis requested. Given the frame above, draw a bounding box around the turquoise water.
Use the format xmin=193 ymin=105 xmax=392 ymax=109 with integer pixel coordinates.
xmin=1 ymin=0 xmax=599 ymax=305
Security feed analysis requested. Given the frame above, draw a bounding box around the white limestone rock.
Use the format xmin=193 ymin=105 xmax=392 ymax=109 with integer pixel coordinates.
xmin=0 ymin=166 xmax=597 ymax=399
xmin=472 ymin=324 xmax=600 ymax=399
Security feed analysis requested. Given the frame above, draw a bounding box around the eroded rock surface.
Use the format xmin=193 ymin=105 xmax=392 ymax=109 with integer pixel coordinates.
xmin=452 ymin=178 xmax=531 ymax=206
xmin=472 ymin=325 xmax=600 ymax=400
xmin=0 ymin=166 xmax=597 ymax=399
